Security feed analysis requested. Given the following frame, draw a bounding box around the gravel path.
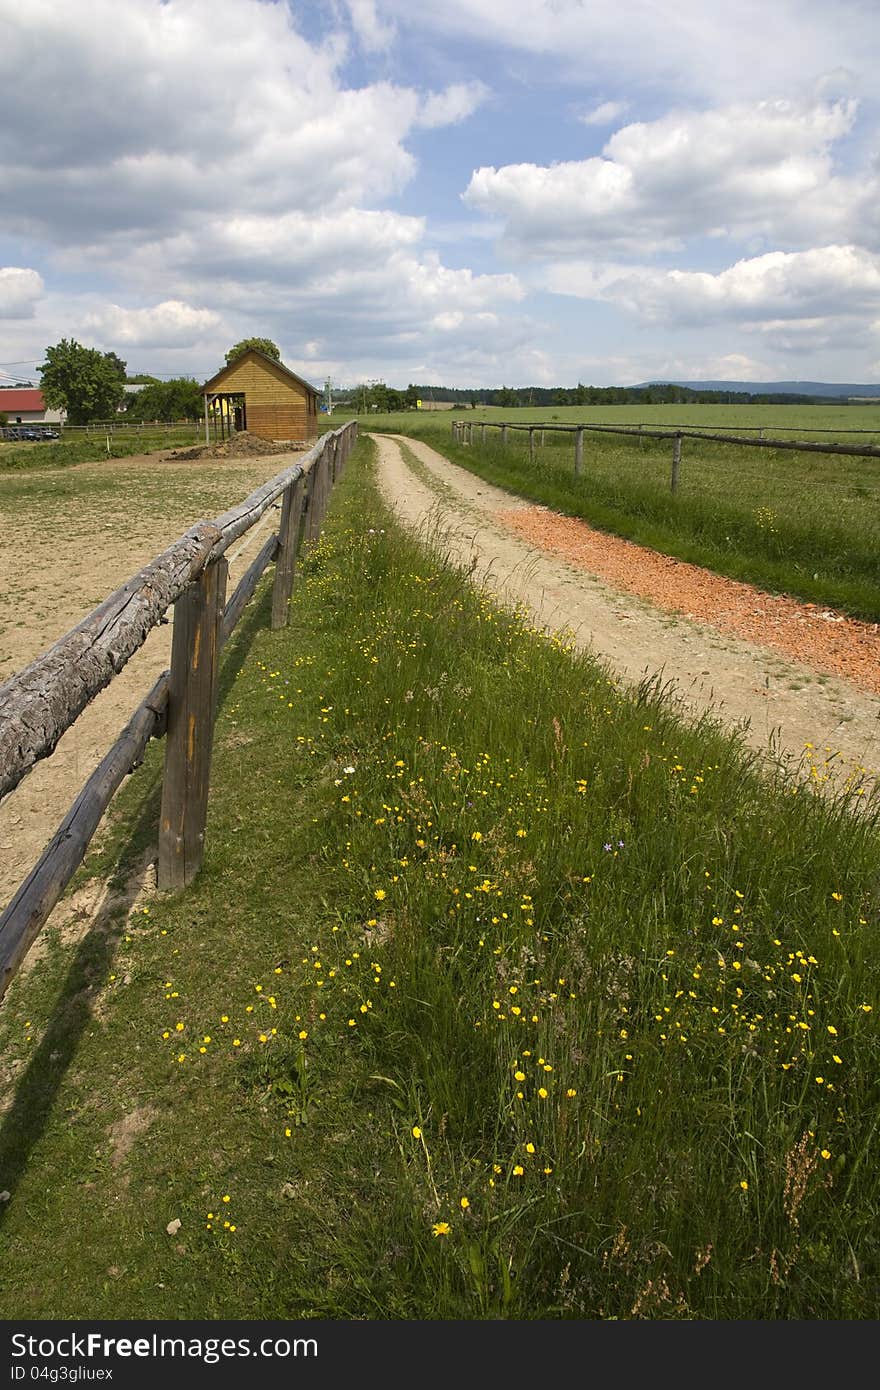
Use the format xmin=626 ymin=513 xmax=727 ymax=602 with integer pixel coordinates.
xmin=372 ymin=432 xmax=880 ymax=793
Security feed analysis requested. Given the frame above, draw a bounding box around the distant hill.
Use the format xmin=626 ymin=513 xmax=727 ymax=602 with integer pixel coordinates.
xmin=633 ymin=379 xmax=880 ymax=399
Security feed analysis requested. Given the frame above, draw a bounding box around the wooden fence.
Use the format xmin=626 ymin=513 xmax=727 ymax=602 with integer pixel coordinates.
xmin=451 ymin=419 xmax=880 ymax=494
xmin=0 ymin=420 xmax=358 ymax=1001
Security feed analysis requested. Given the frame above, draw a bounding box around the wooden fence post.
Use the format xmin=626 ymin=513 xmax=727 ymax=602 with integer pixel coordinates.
xmin=501 ymin=425 xmax=508 ymax=446
xmin=574 ymin=426 xmax=584 ymax=476
xmin=480 ymin=424 xmax=486 ymax=445
xmin=671 ymin=433 xmax=682 ymax=493
xmin=540 ymin=429 xmax=545 ymax=447
xmin=305 ymin=460 xmax=321 ymax=547
xmin=529 ymin=428 xmax=536 ymax=465
xmin=271 ymin=476 xmax=306 ymax=629
xmin=158 ymin=557 xmax=227 ymax=891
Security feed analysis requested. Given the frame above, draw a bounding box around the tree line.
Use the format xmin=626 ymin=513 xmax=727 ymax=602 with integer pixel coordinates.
xmin=402 ymin=383 xmax=857 ymax=408
xmin=26 ymin=333 xmax=857 ymax=429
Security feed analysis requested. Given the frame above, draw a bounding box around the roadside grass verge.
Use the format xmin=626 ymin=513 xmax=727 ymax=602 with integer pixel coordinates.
xmin=0 ymin=436 xmax=878 ymax=1319
xmin=371 ymin=414 xmax=880 ymax=621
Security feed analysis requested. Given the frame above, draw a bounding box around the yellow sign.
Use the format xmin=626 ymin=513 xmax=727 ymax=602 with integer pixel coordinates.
xmin=416 ymin=399 xmax=422 ymax=408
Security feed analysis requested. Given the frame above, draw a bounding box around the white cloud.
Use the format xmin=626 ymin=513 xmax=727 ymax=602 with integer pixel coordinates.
xmin=580 ymin=100 xmax=628 ymax=126
xmin=464 ymin=99 xmax=869 ymax=256
xmin=344 ymin=0 xmax=396 ymax=52
xmin=84 ymin=300 xmax=222 ymax=347
xmin=368 ymin=0 xmax=880 ymax=105
xmin=418 ymin=82 xmax=489 ymax=129
xmin=0 ymin=267 xmax=44 ymax=319
xmin=546 ymin=246 xmax=880 ymax=329
xmin=0 ymin=0 xmax=482 ymax=244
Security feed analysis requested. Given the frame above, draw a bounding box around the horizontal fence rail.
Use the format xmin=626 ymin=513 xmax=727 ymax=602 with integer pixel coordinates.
xmin=0 ymin=421 xmax=357 ymax=1001
xmin=451 ymin=419 xmax=880 ymax=495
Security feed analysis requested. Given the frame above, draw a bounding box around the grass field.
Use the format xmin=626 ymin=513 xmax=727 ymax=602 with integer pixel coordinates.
xmin=354 ymin=404 xmax=880 ymax=621
xmin=0 ymin=425 xmax=201 ymax=472
xmin=0 ymin=435 xmax=877 ymax=1320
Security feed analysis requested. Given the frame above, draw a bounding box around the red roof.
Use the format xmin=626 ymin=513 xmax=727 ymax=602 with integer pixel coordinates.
xmin=0 ymin=389 xmax=45 ymax=411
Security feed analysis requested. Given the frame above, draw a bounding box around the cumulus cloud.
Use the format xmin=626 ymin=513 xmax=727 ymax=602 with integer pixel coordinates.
xmin=418 ymin=82 xmax=489 ymax=129
xmin=580 ymin=101 xmax=628 ymax=126
xmin=545 ymin=246 xmax=880 ymax=327
xmin=464 ymin=99 xmax=869 ymax=256
xmin=0 ymin=267 xmax=44 ymax=319
xmin=0 ymin=0 xmax=483 ymax=243
xmin=84 ymin=299 xmax=222 ymax=347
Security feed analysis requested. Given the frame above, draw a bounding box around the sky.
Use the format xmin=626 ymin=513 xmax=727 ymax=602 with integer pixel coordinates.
xmin=1 ymin=0 xmax=879 ymax=391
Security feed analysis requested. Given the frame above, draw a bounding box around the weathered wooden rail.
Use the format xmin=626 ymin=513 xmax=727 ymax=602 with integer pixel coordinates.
xmin=452 ymin=419 xmax=880 ymax=494
xmin=0 ymin=420 xmax=357 ymax=1001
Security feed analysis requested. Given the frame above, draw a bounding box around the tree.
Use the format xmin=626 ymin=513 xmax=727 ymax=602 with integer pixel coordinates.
xmin=38 ymin=339 xmax=126 ymax=424
xmin=103 ymin=350 xmax=128 ymax=382
xmin=225 ymin=337 xmax=281 ymax=365
xmin=124 ymin=377 xmax=203 ymax=422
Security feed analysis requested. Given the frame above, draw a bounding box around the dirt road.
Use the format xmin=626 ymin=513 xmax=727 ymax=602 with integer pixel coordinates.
xmin=371 ymin=432 xmax=880 ymax=793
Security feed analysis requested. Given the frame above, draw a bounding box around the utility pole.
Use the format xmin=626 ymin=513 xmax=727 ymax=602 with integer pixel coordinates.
xmin=324 ymin=377 xmax=333 ymax=415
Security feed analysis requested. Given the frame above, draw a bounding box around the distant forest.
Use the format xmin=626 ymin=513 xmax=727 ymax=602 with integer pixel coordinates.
xmin=332 ymin=381 xmax=868 ymax=411
xmin=404 ymin=383 xmax=864 ymax=407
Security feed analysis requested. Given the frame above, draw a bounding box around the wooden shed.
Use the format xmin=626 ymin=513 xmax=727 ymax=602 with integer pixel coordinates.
xmin=202 ymin=349 xmax=319 ymax=444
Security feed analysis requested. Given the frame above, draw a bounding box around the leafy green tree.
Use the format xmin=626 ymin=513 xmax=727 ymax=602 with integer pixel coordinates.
xmin=225 ymin=337 xmax=281 ymax=365
xmin=38 ymin=339 xmax=126 ymax=424
xmin=103 ymin=350 xmax=128 ymax=381
xmin=125 ymin=377 xmax=203 ymax=421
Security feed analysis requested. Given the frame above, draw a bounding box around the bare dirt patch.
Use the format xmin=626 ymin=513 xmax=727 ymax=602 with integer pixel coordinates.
xmin=0 ymin=447 xmax=299 ymax=912
xmin=168 ymin=429 xmax=311 ymax=462
xmin=373 ymin=432 xmax=880 ymax=792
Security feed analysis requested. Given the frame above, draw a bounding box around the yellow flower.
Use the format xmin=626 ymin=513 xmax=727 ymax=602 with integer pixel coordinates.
xmin=512 ymin=1165 xmax=524 ymax=1177
xmin=820 ymin=1149 xmax=831 ymax=1160
xmin=538 ymin=1087 xmax=548 ymax=1099
xmin=374 ymin=889 xmax=386 ymax=901
xmin=460 ymin=1196 xmax=470 ymax=1210
xmin=514 ymin=1071 xmax=526 ymax=1082
xmin=566 ymin=1088 xmax=577 ymax=1098
xmin=740 ymin=1181 xmax=749 ymax=1191
xmin=298 ymin=1030 xmax=308 ymax=1040
xmin=525 ymin=1142 xmax=535 ymax=1154
xmin=432 ymin=1222 xmax=450 ymax=1237
xmin=412 ymin=1126 xmax=422 ymax=1139
xmin=826 ymin=1025 xmax=838 ymax=1036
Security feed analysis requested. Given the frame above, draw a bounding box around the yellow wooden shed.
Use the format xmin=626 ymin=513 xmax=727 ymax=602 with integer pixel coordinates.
xmin=202 ymin=349 xmax=320 ymax=444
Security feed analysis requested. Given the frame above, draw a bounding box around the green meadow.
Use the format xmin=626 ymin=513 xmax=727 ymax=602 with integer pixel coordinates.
xmin=0 ymin=435 xmax=877 ymax=1320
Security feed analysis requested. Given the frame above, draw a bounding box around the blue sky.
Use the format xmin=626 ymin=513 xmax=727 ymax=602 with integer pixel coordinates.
xmin=1 ymin=0 xmax=879 ymax=389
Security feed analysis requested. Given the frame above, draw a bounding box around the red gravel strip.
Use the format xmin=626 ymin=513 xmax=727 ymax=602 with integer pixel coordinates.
xmin=496 ymin=507 xmax=880 ymax=695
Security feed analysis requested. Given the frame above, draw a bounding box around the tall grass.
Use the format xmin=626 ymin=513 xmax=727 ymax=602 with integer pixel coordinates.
xmin=0 ymin=437 xmax=877 ymax=1319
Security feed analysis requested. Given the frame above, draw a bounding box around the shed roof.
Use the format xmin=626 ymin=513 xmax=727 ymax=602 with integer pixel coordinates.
xmin=203 ymin=349 xmax=320 ymax=398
